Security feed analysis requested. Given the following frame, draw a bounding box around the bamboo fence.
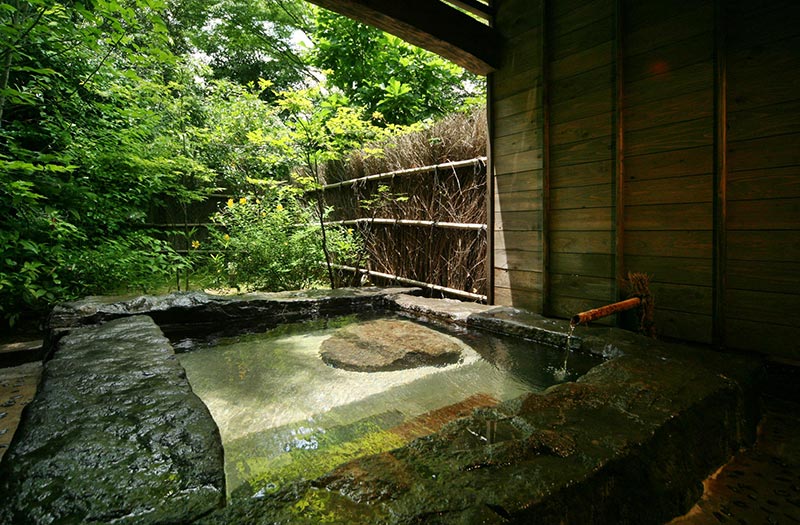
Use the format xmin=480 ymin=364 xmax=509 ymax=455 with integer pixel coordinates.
xmin=317 ymin=156 xmax=488 ymax=301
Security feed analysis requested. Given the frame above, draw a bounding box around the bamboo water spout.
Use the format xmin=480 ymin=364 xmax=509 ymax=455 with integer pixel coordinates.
xmin=570 ymin=297 xmax=643 ymax=327
xmin=557 ymin=273 xmax=654 ymax=381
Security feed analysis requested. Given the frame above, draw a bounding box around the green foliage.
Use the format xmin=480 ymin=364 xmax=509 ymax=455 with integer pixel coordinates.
xmin=273 ymin=85 xmax=421 ymax=179
xmin=0 ymin=0 xmax=484 ymax=326
xmin=311 ymin=11 xmax=484 ymax=124
xmin=0 ymin=0 xmax=202 ymax=324
xmin=0 ymin=228 xmax=66 ymax=326
xmin=185 ymin=0 xmax=315 ymax=90
xmin=61 ymin=232 xmax=185 ymax=296
xmin=200 ymin=76 xmax=295 ymax=192
xmin=207 ymin=186 xmax=361 ymax=291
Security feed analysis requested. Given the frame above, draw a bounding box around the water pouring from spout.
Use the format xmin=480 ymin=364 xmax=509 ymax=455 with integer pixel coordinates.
xmin=556 ymin=272 xmax=654 ymax=381
xmin=554 ymin=320 xmax=577 ymax=381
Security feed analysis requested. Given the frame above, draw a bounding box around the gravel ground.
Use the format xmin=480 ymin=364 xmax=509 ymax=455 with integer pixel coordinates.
xmin=0 ymin=361 xmax=42 ymax=462
xmin=670 ymin=396 xmax=800 ymax=525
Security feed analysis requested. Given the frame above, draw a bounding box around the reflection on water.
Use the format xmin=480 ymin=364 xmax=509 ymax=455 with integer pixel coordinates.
xmin=176 ymin=314 xmax=600 ymax=499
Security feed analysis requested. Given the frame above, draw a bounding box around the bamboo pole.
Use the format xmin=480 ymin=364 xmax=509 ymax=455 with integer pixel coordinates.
xmin=330 ymin=264 xmax=487 ymax=302
xmin=311 ymin=157 xmax=487 ymax=192
xmin=323 ymin=218 xmax=486 ymax=231
xmin=570 ymin=297 xmax=642 ymax=326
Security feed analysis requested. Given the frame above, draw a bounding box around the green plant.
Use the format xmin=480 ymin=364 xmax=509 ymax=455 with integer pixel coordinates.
xmin=208 ymin=186 xmax=362 ymax=291
xmin=311 ymin=12 xmax=484 ymax=125
xmin=0 ymin=0 xmax=483 ymax=327
xmin=61 ymin=232 xmax=187 ymax=297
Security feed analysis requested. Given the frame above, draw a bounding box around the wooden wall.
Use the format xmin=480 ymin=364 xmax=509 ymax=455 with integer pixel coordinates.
xmin=490 ymin=0 xmax=800 ymax=359
xmin=724 ymin=0 xmax=800 ymax=359
xmin=491 ymin=0 xmax=545 ymax=312
xmin=622 ymin=0 xmax=715 ymax=342
xmin=547 ymin=0 xmax=616 ymax=321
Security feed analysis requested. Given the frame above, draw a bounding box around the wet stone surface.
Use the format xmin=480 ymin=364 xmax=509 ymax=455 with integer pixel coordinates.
xmin=0 ymin=316 xmax=225 ymax=524
xmin=194 ymin=295 xmax=764 ymax=525
xmin=1 ymin=289 xmax=770 ymax=524
xmin=319 ymin=318 xmax=463 ymax=371
xmin=198 ymin=316 xmax=764 ymax=524
xmin=47 ymin=287 xmax=419 ymax=344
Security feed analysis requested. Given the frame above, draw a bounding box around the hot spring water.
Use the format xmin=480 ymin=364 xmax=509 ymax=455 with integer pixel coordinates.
xmin=176 ymin=314 xmax=600 ymax=499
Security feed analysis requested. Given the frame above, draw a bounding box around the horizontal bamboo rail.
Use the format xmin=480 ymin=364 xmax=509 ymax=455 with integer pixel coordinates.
xmin=324 ymin=218 xmax=486 ymax=231
xmin=330 ymin=264 xmax=487 ymax=302
xmin=311 ymin=157 xmax=487 ymax=192
xmin=143 ymin=223 xmax=214 ymax=228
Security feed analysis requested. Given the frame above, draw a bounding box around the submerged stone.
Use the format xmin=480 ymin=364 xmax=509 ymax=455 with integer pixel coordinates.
xmin=0 ymin=316 xmax=225 ymax=524
xmin=319 ymin=319 xmax=463 ymax=371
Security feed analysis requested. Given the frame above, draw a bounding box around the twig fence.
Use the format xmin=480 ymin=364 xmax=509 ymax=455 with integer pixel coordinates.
xmin=313 ymin=156 xmax=488 ymax=301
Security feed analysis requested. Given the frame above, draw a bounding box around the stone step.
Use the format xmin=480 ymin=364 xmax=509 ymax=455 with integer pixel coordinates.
xmin=0 ymin=340 xmax=43 ymax=368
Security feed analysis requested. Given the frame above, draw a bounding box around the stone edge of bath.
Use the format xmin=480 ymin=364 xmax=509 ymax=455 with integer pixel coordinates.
xmin=0 ymin=287 xmax=421 ymax=524
xmin=202 ymin=290 xmax=764 ymax=524
xmin=0 ymin=315 xmax=226 ymax=524
xmin=3 ymin=287 xmax=765 ymax=525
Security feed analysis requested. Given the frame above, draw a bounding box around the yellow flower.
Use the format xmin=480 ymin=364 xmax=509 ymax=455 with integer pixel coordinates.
xmin=239 ymin=197 xmax=247 ymax=204
xmin=191 ymin=240 xmax=200 ymax=249
xmin=261 ymin=212 xmax=266 ymax=217
xmin=347 ymin=228 xmax=354 ymax=236
xmin=226 ymin=198 xmax=234 ymax=208
xmin=276 ymin=203 xmax=284 ymax=211
xmin=223 ymin=234 xmax=230 ymax=241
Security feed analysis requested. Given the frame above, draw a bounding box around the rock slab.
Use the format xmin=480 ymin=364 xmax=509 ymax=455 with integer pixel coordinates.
xmin=320 ymin=319 xmax=463 ymax=371
xmin=0 ymin=316 xmax=225 ymax=524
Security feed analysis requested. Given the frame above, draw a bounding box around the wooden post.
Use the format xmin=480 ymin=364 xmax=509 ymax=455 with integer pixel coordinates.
xmin=712 ymin=0 xmax=728 ymax=348
xmin=613 ymin=0 xmax=626 ymax=320
xmin=486 ymin=72 xmax=496 ymax=305
xmin=541 ymin=0 xmax=552 ymax=316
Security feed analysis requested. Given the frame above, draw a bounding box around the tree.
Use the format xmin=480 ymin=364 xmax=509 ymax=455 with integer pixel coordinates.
xmin=0 ymin=0 xmax=487 ymax=326
xmin=0 ymin=0 xmax=207 ymax=323
xmin=186 ymin=0 xmax=316 ymax=92
xmin=311 ymin=9 xmax=484 ymax=124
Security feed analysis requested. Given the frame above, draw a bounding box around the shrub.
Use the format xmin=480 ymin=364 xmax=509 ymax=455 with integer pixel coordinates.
xmin=61 ymin=233 xmax=186 ymax=297
xmin=208 ymin=185 xmax=361 ymax=292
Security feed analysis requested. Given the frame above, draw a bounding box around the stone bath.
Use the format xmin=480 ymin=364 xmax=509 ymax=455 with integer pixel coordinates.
xmin=177 ymin=312 xmax=601 ymax=502
xmin=0 ymin=288 xmax=763 ymax=524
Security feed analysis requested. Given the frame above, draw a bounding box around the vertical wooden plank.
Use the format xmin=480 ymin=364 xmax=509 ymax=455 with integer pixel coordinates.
xmin=613 ymin=0 xmax=625 ymax=312
xmin=485 ymin=1 xmax=497 ymax=305
xmin=486 ymin=72 xmax=496 ymax=304
xmin=541 ymin=0 xmax=552 ymax=315
xmin=713 ymin=0 xmax=727 ymax=348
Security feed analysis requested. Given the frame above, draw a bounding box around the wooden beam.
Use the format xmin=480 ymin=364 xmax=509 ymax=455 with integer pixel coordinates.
xmin=487 ymin=73 xmax=496 ymax=304
xmin=444 ymin=0 xmax=494 ymax=21
xmin=305 ymin=0 xmax=501 ymax=75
